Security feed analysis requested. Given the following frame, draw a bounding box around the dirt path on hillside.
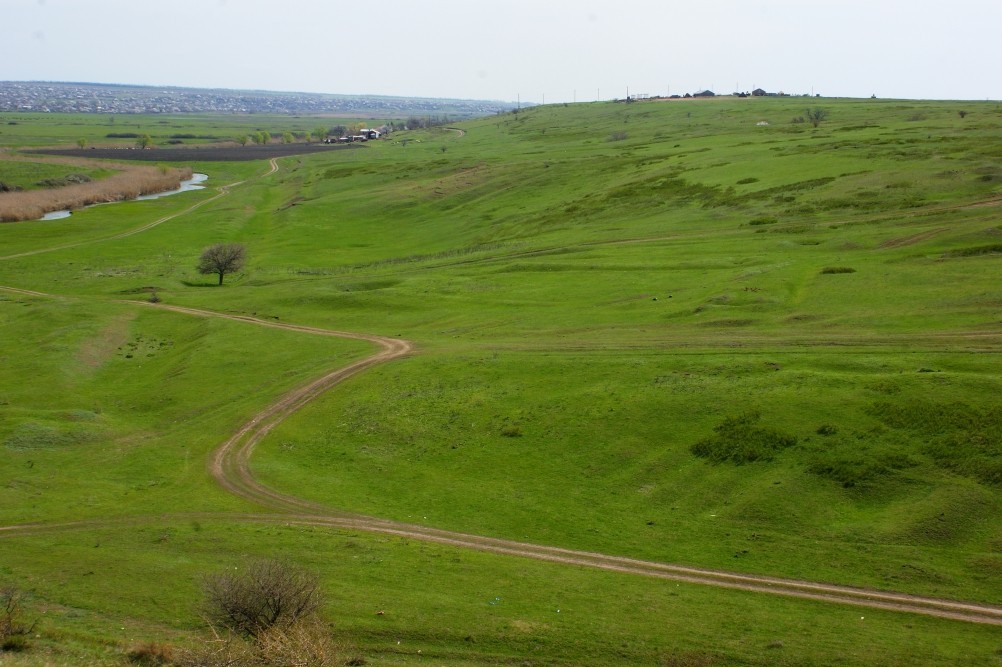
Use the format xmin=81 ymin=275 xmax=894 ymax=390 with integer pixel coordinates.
xmin=113 ymin=300 xmax=999 ymax=625
xmin=2 ymin=151 xmax=1001 ymax=626
xmin=3 ymin=305 xmax=1001 ymax=627
xmin=879 ymin=227 xmax=949 ymax=249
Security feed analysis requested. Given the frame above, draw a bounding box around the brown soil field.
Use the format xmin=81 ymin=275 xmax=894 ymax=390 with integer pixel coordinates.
xmin=26 ymin=143 xmax=365 ymax=162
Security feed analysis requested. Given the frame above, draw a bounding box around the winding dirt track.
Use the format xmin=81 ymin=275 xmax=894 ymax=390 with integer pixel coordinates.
xmin=2 ymin=158 xmax=1001 ymax=626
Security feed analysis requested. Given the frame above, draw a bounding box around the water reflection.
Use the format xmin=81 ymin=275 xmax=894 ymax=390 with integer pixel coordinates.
xmin=39 ymin=173 xmax=208 ymax=220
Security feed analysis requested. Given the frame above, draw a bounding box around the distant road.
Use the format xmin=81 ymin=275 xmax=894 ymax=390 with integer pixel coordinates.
xmin=26 ymin=142 xmax=364 ymax=162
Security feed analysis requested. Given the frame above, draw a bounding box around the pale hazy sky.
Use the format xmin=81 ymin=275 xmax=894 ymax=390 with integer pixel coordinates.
xmin=3 ymin=0 xmax=1000 ymax=102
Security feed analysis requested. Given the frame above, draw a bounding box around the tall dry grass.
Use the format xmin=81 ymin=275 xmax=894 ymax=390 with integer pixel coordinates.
xmin=0 ymin=164 xmax=193 ymax=222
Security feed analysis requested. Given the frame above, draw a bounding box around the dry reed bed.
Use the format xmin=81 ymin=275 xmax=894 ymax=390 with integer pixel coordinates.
xmin=0 ymin=164 xmax=193 ymax=222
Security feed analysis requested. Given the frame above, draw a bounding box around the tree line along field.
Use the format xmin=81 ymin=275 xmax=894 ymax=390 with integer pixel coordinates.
xmin=0 ymin=97 xmax=1000 ymax=665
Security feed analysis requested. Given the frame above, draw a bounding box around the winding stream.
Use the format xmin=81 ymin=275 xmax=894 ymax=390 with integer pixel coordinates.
xmin=39 ymin=172 xmax=208 ymax=220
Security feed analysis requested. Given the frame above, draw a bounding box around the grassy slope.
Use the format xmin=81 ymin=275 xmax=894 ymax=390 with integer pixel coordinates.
xmin=0 ymin=160 xmax=115 ymax=191
xmin=1 ymin=99 xmax=1001 ymax=665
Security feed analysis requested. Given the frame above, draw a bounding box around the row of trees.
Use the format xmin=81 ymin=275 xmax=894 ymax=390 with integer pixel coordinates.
xmin=398 ymin=115 xmax=453 ymax=130
xmin=84 ymin=117 xmax=451 ymax=149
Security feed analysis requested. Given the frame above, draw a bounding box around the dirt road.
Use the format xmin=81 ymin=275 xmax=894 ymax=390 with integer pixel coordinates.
xmin=125 ymin=300 xmax=1001 ymax=626
xmin=1 ymin=152 xmax=1000 ymax=626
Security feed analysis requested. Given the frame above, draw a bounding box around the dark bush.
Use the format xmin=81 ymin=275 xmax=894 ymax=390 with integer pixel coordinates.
xmin=691 ymin=412 xmax=797 ymax=464
xmin=943 ymin=244 xmax=1002 ymax=257
xmin=0 ymin=585 xmax=36 ymax=653
xmin=202 ymin=559 xmax=323 ymax=639
xmin=867 ymin=401 xmax=1001 ymax=485
xmin=808 ymin=456 xmax=886 ymax=488
xmin=820 ymin=267 xmax=856 ymax=274
xmin=36 ymin=174 xmax=92 ymax=188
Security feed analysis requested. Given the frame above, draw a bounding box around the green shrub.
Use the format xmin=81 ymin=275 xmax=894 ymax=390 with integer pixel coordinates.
xmin=0 ymin=585 xmax=36 ymax=653
xmin=808 ymin=455 xmax=887 ymax=489
xmin=1 ymin=634 xmax=29 ymax=652
xmin=820 ymin=266 xmax=856 ymax=274
xmin=867 ymin=401 xmax=1001 ymax=485
xmin=943 ymin=244 xmax=1002 ymax=257
xmin=691 ymin=412 xmax=797 ymax=464
xmin=500 ymin=425 xmax=523 ymax=438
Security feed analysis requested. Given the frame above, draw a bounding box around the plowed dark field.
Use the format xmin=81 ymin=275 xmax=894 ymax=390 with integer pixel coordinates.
xmin=27 ymin=142 xmax=363 ymax=162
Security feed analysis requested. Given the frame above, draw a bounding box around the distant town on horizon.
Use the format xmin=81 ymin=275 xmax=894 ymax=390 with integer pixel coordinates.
xmin=0 ymin=81 xmax=520 ymax=117
xmin=0 ymin=80 xmax=850 ymax=118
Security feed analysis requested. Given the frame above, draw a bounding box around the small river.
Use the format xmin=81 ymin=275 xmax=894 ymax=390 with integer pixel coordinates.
xmin=39 ymin=173 xmax=209 ymax=221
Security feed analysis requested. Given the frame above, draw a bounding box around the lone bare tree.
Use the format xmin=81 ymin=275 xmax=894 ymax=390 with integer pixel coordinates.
xmin=202 ymin=559 xmax=323 ymax=639
xmin=197 ymin=243 xmax=246 ymax=285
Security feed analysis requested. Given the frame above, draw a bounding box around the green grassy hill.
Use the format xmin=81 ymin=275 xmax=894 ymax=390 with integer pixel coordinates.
xmin=1 ymin=97 xmax=1000 ymax=665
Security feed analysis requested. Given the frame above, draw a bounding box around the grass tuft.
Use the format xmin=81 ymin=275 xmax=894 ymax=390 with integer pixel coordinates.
xmin=691 ymin=412 xmax=797 ymax=464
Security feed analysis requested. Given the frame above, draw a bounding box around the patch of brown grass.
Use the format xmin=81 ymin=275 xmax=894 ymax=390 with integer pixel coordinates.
xmin=76 ymin=312 xmax=136 ymax=369
xmin=0 ymin=163 xmax=193 ymax=222
xmin=174 ymin=620 xmax=356 ymax=667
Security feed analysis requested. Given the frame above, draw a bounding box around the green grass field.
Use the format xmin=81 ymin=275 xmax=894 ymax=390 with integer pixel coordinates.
xmin=1 ymin=97 xmax=1001 ymax=665
xmin=0 ymin=159 xmax=115 ymax=191
xmin=0 ymin=112 xmax=374 ymax=149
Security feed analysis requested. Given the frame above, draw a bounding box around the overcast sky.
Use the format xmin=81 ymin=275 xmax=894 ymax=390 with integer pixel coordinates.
xmin=3 ymin=0 xmax=1000 ymax=102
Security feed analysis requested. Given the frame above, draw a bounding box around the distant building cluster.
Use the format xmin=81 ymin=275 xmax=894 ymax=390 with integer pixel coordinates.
xmin=627 ymin=87 xmax=810 ymax=101
xmin=0 ymin=81 xmax=518 ymax=117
